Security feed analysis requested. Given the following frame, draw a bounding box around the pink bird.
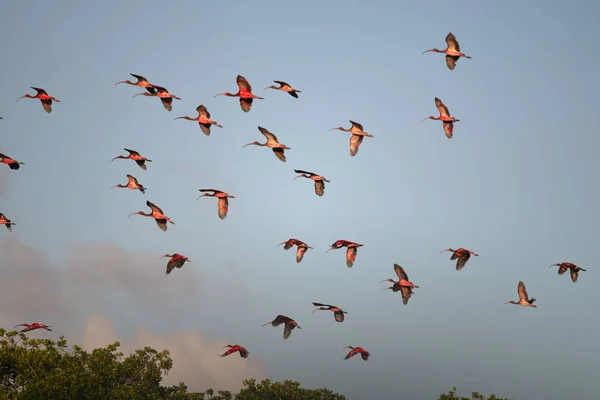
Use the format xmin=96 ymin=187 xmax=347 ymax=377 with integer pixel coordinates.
xmin=14 ymin=322 xmax=52 ymax=333
xmin=422 ymin=97 xmax=460 ymax=139
xmin=262 ymin=315 xmax=301 ymax=340
xmin=111 ymin=148 xmax=152 ymax=170
xmin=328 ymin=120 xmax=374 ymax=157
xmin=381 ymin=264 xmax=420 ymax=305
xmin=133 ymin=85 xmax=181 ymax=111
xmin=111 ymin=175 xmax=146 ymax=194
xmin=16 ymin=87 xmax=60 ymax=113
xmin=0 ymin=153 xmax=25 ymax=170
xmin=160 ymin=253 xmax=191 ymax=275
xmin=221 ymin=344 xmax=249 ymax=358
xmin=0 ymin=213 xmax=15 ymax=232
xmin=504 ymin=281 xmax=537 ymax=308
xmin=293 ymin=169 xmax=330 ymax=196
xmin=197 ymin=189 xmax=235 ymax=219
xmin=114 ymin=73 xmax=157 ymax=94
xmin=278 ymin=238 xmax=313 ymax=263
xmin=214 ymin=75 xmax=264 ymax=113
xmin=263 ymin=80 xmax=302 ymax=98
xmin=549 ymin=262 xmax=587 ymax=283
xmin=422 ymin=32 xmax=472 ymax=70
xmin=128 ymin=201 xmax=175 ymax=232
xmin=440 ymin=247 xmax=479 ymax=271
xmin=326 ymin=240 xmax=363 ymax=268
xmin=343 ymin=346 xmax=370 ymax=361
xmin=174 ymin=104 xmax=223 ymax=136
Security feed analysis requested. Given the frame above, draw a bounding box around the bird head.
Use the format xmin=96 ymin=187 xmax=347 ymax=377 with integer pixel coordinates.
xmin=328 ymin=127 xmax=344 ymax=132
xmin=222 ymin=345 xmax=233 ymax=349
xmin=421 ymin=116 xmax=436 ymax=122
xmin=196 ymin=193 xmax=210 ymax=201
xmin=242 ymin=142 xmax=259 ymax=148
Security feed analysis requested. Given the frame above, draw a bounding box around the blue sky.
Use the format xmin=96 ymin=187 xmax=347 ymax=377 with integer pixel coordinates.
xmin=1 ymin=1 xmax=599 ymax=399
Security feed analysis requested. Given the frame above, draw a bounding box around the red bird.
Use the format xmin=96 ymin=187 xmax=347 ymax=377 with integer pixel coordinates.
xmin=221 ymin=344 xmax=249 ymax=358
xmin=549 ymin=262 xmax=587 ymax=283
xmin=440 ymin=247 xmax=479 ymax=271
xmin=16 ymin=87 xmax=60 ymax=113
xmin=381 ymin=264 xmax=420 ymax=305
xmin=0 ymin=153 xmax=25 ymax=170
xmin=422 ymin=97 xmax=460 ymax=139
xmin=128 ymin=201 xmax=175 ymax=232
xmin=174 ymin=104 xmax=223 ymax=136
xmin=262 ymin=315 xmax=301 ymax=340
xmin=111 ymin=148 xmax=152 ymax=170
xmin=133 ymin=85 xmax=181 ymax=111
xmin=197 ymin=189 xmax=235 ymax=219
xmin=243 ymin=126 xmax=291 ymax=162
xmin=312 ymin=302 xmax=347 ymax=323
xmin=214 ymin=75 xmax=264 ymax=113
xmin=343 ymin=346 xmax=370 ymax=361
xmin=15 ymin=322 xmax=52 ymax=333
xmin=327 ymin=240 xmax=363 ymax=268
xmin=0 ymin=213 xmax=15 ymax=232
xmin=160 ymin=254 xmax=191 ymax=275
xmin=263 ymin=80 xmax=302 ymax=98
xmin=328 ymin=120 xmax=374 ymax=157
xmin=422 ymin=32 xmax=472 ymax=70
xmin=114 ymin=73 xmax=157 ymax=94
xmin=111 ymin=175 xmax=146 ymax=194
xmin=293 ymin=169 xmax=330 ymax=197
xmin=277 ymin=238 xmax=313 ymax=263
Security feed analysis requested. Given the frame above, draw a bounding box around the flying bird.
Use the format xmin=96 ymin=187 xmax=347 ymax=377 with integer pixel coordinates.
xmin=16 ymin=87 xmax=60 ymax=113
xmin=133 ymin=85 xmax=181 ymax=111
xmin=0 ymin=153 xmax=25 ymax=170
xmin=14 ymin=323 xmax=52 ymax=333
xmin=381 ymin=264 xmax=420 ymax=305
xmin=111 ymin=148 xmax=152 ymax=170
xmin=328 ymin=120 xmax=374 ymax=157
xmin=0 ymin=213 xmax=16 ymax=232
xmin=312 ymin=302 xmax=347 ymax=323
xmin=214 ymin=74 xmax=264 ymax=112
xmin=243 ymin=126 xmax=291 ymax=162
xmin=262 ymin=315 xmax=301 ymax=340
xmin=174 ymin=104 xmax=223 ymax=136
xmin=277 ymin=238 xmax=313 ymax=263
xmin=114 ymin=73 xmax=156 ymax=94
xmin=440 ymin=247 xmax=479 ymax=271
xmin=160 ymin=254 xmax=191 ymax=275
xmin=263 ymin=80 xmax=302 ymax=98
xmin=422 ymin=97 xmax=460 ymax=139
xmin=293 ymin=169 xmax=330 ymax=197
xmin=128 ymin=201 xmax=175 ymax=232
xmin=422 ymin=32 xmax=472 ymax=70
xmin=549 ymin=262 xmax=587 ymax=283
xmin=504 ymin=281 xmax=537 ymax=308
xmin=326 ymin=240 xmax=363 ymax=268
xmin=111 ymin=175 xmax=146 ymax=194
xmin=221 ymin=344 xmax=249 ymax=358
xmin=197 ymin=189 xmax=235 ymax=219
xmin=343 ymin=346 xmax=370 ymax=361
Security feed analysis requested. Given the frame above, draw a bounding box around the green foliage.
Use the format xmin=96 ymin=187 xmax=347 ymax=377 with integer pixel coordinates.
xmin=234 ymin=378 xmax=346 ymax=400
xmin=439 ymin=386 xmax=512 ymax=400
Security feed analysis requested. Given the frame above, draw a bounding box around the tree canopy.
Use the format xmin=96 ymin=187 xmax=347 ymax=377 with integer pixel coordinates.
xmin=438 ymin=386 xmax=512 ymax=400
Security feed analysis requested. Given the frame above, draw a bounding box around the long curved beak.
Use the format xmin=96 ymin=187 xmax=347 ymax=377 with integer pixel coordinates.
xmin=262 ymin=322 xmax=272 ymax=327
xmin=263 ymin=87 xmax=270 ymax=91
xmin=196 ymin=194 xmax=207 ymax=201
xmin=379 ymin=279 xmax=391 ymax=283
xmin=114 ymin=81 xmax=126 ymax=86
xmin=110 ymin=185 xmax=117 ymax=189
xmin=383 ymin=287 xmax=392 ymax=291
xmin=421 ymin=49 xmax=433 ymax=55
xmin=503 ymin=302 xmax=509 ymax=305
xmin=16 ymin=96 xmax=26 ymax=102
xmin=222 ymin=345 xmax=231 ymax=349
xmin=312 ymin=309 xmax=319 ymax=313
xmin=328 ymin=128 xmax=337 ymax=131
xmin=132 ymin=93 xmax=146 ymax=98
xmin=213 ymin=93 xmax=224 ymax=98
xmin=173 ymin=116 xmax=185 ymax=121
xmin=293 ymin=175 xmax=303 ymax=180
xmin=277 ymin=242 xmax=286 ymax=247
xmin=242 ymin=143 xmax=253 ymax=148
xmin=549 ymin=264 xmax=559 ymax=268
xmin=53 ymin=99 xmax=60 ymax=102
xmin=326 ymin=247 xmax=335 ymax=253
xmin=127 ymin=213 xmax=137 ymax=218
xmin=439 ymin=249 xmax=451 ymax=253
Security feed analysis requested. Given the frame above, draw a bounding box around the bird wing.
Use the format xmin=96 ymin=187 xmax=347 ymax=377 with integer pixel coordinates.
xmin=445 ymin=55 xmax=459 ymax=70
xmin=394 ymin=264 xmax=409 ymax=281
xmin=283 ymin=323 xmax=294 ymax=340
xmin=360 ymin=350 xmax=370 ymax=360
xmin=570 ymin=268 xmax=580 ymax=283
xmin=296 ymin=246 xmax=308 ymax=263
xmin=349 ymin=120 xmax=364 ymax=132
xmin=166 ymin=258 xmax=179 ymax=274
xmin=237 ymin=75 xmax=252 ymax=92
xmin=41 ymin=100 xmax=52 ymax=113
xmin=272 ymin=148 xmax=287 ymax=162
xmin=199 ymin=189 xmax=222 ymax=194
xmin=288 ymin=91 xmax=299 ymax=98
xmin=258 ymin=126 xmax=279 ymax=142
xmin=160 ymin=97 xmax=173 ymax=112
xmin=557 ymin=266 xmax=567 ymax=275
xmin=400 ymin=286 xmax=413 ymax=305
xmin=155 ymin=219 xmax=168 ymax=232
xmin=446 ymin=33 xmax=460 ymax=52
xmin=518 ymin=281 xmax=529 ymax=302
xmin=314 ymin=180 xmax=325 ymax=197
xmin=153 ymin=85 xmax=168 ymax=93
xmin=271 ymin=315 xmax=291 ymax=327
xmin=334 ymin=311 xmax=345 ymax=323
xmin=196 ymin=104 xmax=209 ymax=118
xmin=349 ymin=134 xmax=364 ymax=157
xmin=238 ymin=347 xmax=249 ymax=358
xmin=240 ymin=98 xmax=252 ymax=113
xmin=281 ymin=239 xmax=295 ymax=250
xmin=456 ymin=252 xmax=471 ymax=271
xmin=130 ymin=73 xmax=149 ymax=83
xmin=346 ymin=247 xmax=357 ymax=268
xmin=125 ymin=148 xmax=141 ymax=157
xmin=135 ymin=160 xmax=147 ymax=170
xmin=146 ymin=201 xmax=164 ymax=214
xmin=443 ymin=121 xmax=454 ymax=139
xmin=312 ymin=302 xmax=332 ymax=308
xmin=294 ymin=169 xmax=315 ymax=176
xmin=434 ymin=97 xmax=450 ymax=118
xmin=200 ymin=123 xmax=212 ymax=136
xmin=127 ymin=175 xmax=138 ymax=185
xmin=218 ymin=197 xmax=229 ymax=219
xmin=31 ymin=87 xmax=48 ymax=95
xmin=273 ymin=80 xmax=289 ymax=88
xmin=344 ymin=348 xmax=358 ymax=359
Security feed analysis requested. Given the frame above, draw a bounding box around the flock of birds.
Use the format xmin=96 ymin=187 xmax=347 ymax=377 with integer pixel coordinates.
xmin=1 ymin=32 xmax=588 ymax=364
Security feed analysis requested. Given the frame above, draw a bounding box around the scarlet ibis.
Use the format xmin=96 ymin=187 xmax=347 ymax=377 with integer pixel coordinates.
xmin=504 ymin=281 xmax=537 ymax=308
xmin=160 ymin=254 xmax=191 ymax=275
xmin=422 ymin=32 xmax=472 ymax=70
xmin=277 ymin=238 xmax=313 ymax=263
xmin=16 ymin=87 xmax=60 ymax=113
xmin=111 ymin=148 xmax=152 ymax=170
xmin=262 ymin=315 xmax=301 ymax=340
xmin=343 ymin=346 xmax=370 ymax=361
xmin=133 ymin=85 xmax=181 ymax=111
xmin=422 ymin=97 xmax=460 ymax=139
xmin=0 ymin=153 xmax=25 ymax=170
xmin=293 ymin=169 xmax=330 ymax=197
xmin=197 ymin=189 xmax=235 ymax=220
xmin=214 ymin=75 xmax=264 ymax=113
xmin=243 ymin=126 xmax=291 ymax=162
xmin=114 ymin=73 xmax=156 ymax=94
xmin=381 ymin=264 xmax=419 ymax=305
xmin=549 ymin=262 xmax=587 ymax=283
xmin=128 ymin=201 xmax=175 ymax=232
xmin=263 ymin=80 xmax=302 ymax=98
xmin=0 ymin=213 xmax=15 ymax=232
xmin=174 ymin=104 xmax=223 ymax=136
xmin=14 ymin=322 xmax=52 ymax=333
xmin=440 ymin=247 xmax=479 ymax=271
xmin=328 ymin=120 xmax=374 ymax=157
xmin=312 ymin=302 xmax=347 ymax=323
xmin=326 ymin=240 xmax=363 ymax=268
xmin=221 ymin=344 xmax=249 ymax=358
xmin=112 ymin=175 xmax=146 ymax=194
